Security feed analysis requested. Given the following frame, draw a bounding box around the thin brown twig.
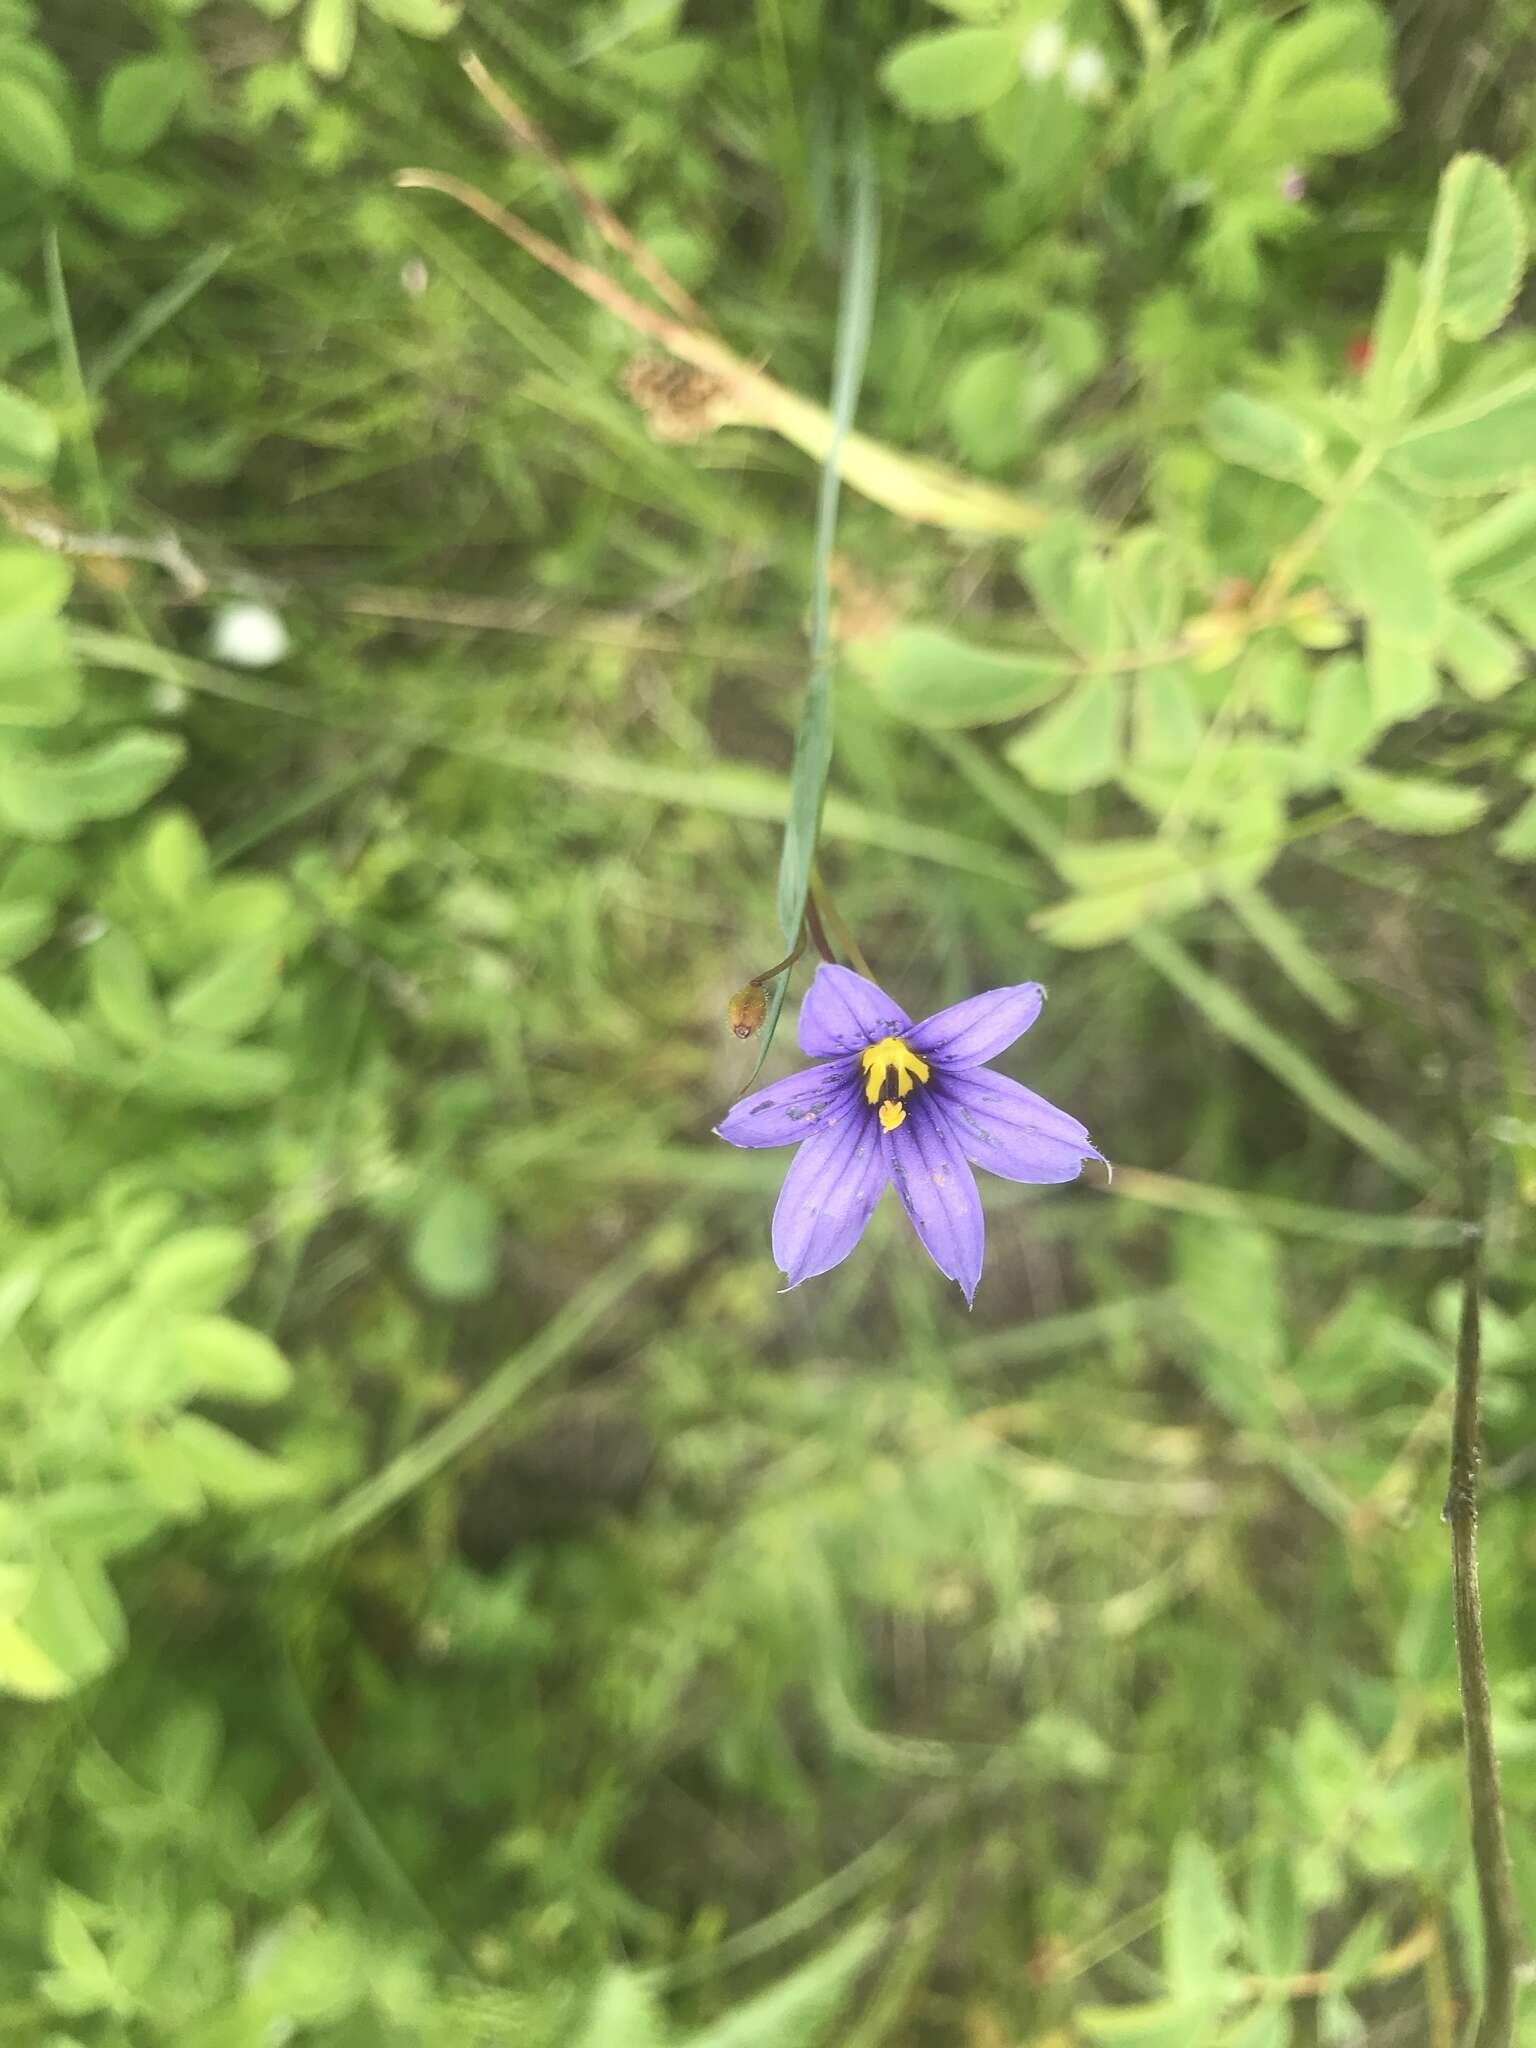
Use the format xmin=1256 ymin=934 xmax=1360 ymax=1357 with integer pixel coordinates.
xmin=393 ymin=167 xmax=1051 ymax=536
xmin=1445 ymin=1230 xmax=1522 ymax=2048
xmin=461 ymin=52 xmax=710 ymax=331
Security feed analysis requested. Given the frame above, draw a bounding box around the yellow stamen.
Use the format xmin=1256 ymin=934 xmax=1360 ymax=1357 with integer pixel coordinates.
xmin=860 ymin=1035 xmax=930 ymax=1106
xmin=878 ymin=1101 xmax=906 ymax=1132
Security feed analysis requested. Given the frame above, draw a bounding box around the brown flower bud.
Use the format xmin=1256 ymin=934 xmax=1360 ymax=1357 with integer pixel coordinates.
xmin=726 ymin=984 xmax=768 ymax=1040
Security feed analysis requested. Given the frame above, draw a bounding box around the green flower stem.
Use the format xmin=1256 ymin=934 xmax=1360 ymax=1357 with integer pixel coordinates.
xmin=1446 ymin=1239 xmax=1522 ymax=2048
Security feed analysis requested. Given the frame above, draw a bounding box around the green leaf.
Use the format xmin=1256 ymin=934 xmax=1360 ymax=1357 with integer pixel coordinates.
xmin=97 ymin=57 xmax=183 ymax=158
xmin=1496 ymin=794 xmax=1536 ymax=861
xmin=137 ymin=1229 xmax=253 ymax=1312
xmin=0 ymin=895 xmax=52 ymax=966
xmin=303 ymin=0 xmax=358 ymax=77
xmin=604 ymin=37 xmax=717 ymax=98
xmin=1267 ymin=74 xmax=1394 ymax=156
xmin=1422 ymin=153 xmax=1525 ymax=342
xmin=1078 ymin=1999 xmax=1223 ymax=2047
xmin=1343 ymin=767 xmax=1486 ymax=834
xmin=1021 ymin=524 xmax=1119 ymax=658
xmin=145 ymin=1697 xmax=223 ymax=1804
xmin=15 ymin=1548 xmax=125 ymax=1697
xmin=1361 ymin=256 xmax=1437 ymax=420
xmin=1439 ymin=605 xmax=1520 ymax=700
xmin=1439 ymin=491 xmax=1536 ymax=588
xmin=0 ymin=544 xmax=73 ymax=616
xmin=866 ymin=625 xmax=1068 ymax=728
xmin=364 ymin=0 xmax=462 ymax=31
xmin=1327 ymin=489 xmax=1441 ymax=643
xmin=76 ymin=166 xmax=186 ymax=238
xmin=175 ymin=1315 xmax=292 ymax=1402
xmin=42 ymin=1889 xmax=123 ymax=2015
xmin=0 ymin=381 xmax=58 ymax=481
xmin=1247 ymin=1853 xmax=1306 ymax=1977
xmin=86 ymin=929 xmax=163 ymax=1051
xmin=1202 ymin=393 xmax=1320 ymax=482
xmin=677 ymin=1920 xmax=881 ymax=2048
xmin=944 ymin=345 xmax=1033 ymax=470
xmin=1165 ymin=1833 xmax=1238 ymax=1997
xmin=408 ymin=1180 xmax=500 ymax=1303
xmin=574 ymin=1971 xmax=668 ymax=2048
xmin=0 ymin=1617 xmax=71 ymax=1700
xmin=0 ymin=731 xmax=184 ymax=838
xmin=1246 ymin=6 xmax=1388 ymax=105
xmin=167 ymin=939 xmax=282 ymax=1037
xmin=0 ymin=75 xmax=74 ymax=186
xmin=135 ymin=1037 xmax=290 ymax=1107
xmin=1116 ymin=531 xmax=1187 ymax=648
xmin=1321 ymin=492 xmax=1441 ymax=646
xmin=1365 ymin=631 xmax=1438 ymax=725
xmin=1305 ymin=656 xmax=1373 ymax=766
xmin=1487 ymin=571 xmax=1536 ymax=644
xmin=141 ymin=810 xmax=210 ymax=907
xmin=0 ymin=616 xmax=81 ymax=726
xmin=1249 ymin=638 xmax=1311 ymax=731
xmin=1388 ymin=372 xmax=1536 ymax=493
xmin=1037 ymin=838 xmax=1208 ymax=949
xmin=55 ymin=1298 xmax=182 ymax=1408
xmin=0 ymin=972 xmax=73 ymax=1069
xmin=1132 ymin=666 xmax=1205 ymax=765
xmin=1006 ymin=677 xmax=1121 ymax=791
xmin=165 ymin=1414 xmax=297 ymax=1506
xmin=1225 ymin=2009 xmax=1288 ymax=2048
xmin=879 ymin=28 xmax=1018 ymax=120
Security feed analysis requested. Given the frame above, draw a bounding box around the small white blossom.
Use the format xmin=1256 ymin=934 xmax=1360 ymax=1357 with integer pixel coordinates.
xmin=1063 ymin=44 xmax=1109 ymax=101
xmin=400 ymin=257 xmax=429 ymax=298
xmin=150 ymin=679 xmax=187 ymax=715
xmin=211 ymin=602 xmax=290 ymax=669
xmin=1021 ymin=20 xmax=1066 ymax=80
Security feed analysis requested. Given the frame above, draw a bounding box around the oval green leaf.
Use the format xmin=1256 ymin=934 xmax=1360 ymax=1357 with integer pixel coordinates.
xmin=1389 ymin=373 xmax=1536 ymax=493
xmin=1343 ymin=766 xmax=1487 ymax=834
xmin=868 ymin=625 xmax=1068 ymax=729
xmin=0 ymin=75 xmax=74 ymax=186
xmin=1423 ymin=153 xmax=1525 ymax=343
xmin=879 ymin=28 xmax=1018 ymax=120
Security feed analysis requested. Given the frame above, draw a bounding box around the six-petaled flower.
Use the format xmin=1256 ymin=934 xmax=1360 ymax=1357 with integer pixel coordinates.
xmin=715 ymin=964 xmax=1103 ymax=1303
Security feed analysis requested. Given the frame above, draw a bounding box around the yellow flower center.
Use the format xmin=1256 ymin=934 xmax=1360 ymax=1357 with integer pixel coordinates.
xmin=861 ymin=1036 xmax=930 ymax=1134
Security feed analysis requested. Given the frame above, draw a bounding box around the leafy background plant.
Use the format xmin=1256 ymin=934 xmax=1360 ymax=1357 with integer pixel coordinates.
xmin=1 ymin=0 xmax=1535 ymax=2042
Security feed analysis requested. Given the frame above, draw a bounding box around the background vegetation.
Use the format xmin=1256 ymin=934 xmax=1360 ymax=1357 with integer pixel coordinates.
xmin=2 ymin=0 xmax=1536 ymax=2041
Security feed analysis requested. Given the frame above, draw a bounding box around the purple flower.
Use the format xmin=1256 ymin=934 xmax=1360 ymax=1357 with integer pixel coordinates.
xmin=715 ymin=964 xmax=1103 ymax=1304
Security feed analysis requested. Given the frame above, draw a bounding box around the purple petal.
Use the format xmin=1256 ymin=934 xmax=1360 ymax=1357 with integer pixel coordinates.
xmin=715 ymin=1061 xmax=862 ymax=1149
xmin=798 ymin=964 xmax=912 ymax=1059
xmin=771 ymin=1101 xmax=889 ymax=1288
xmin=884 ymin=1093 xmax=985 ymax=1305
xmin=908 ymin=983 xmax=1045 ymax=1068
xmin=936 ymin=1067 xmax=1102 ymax=1185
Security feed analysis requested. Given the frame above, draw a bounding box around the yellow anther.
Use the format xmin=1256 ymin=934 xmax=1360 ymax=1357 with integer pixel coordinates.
xmin=860 ymin=1036 xmax=930 ymax=1106
xmin=878 ymin=1101 xmax=906 ymax=1133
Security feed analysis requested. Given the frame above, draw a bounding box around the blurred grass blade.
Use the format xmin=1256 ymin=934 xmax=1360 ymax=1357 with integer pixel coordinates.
xmin=87 ymin=241 xmax=233 ymax=395
xmin=280 ymin=1211 xmax=693 ymax=1561
xmin=750 ymin=137 xmax=880 ymax=1081
xmin=76 ymin=629 xmax=1040 ymax=890
xmin=1224 ymin=885 xmax=1360 ymax=1027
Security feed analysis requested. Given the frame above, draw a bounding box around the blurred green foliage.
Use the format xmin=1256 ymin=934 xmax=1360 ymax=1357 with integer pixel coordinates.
xmin=0 ymin=0 xmax=1535 ymax=2042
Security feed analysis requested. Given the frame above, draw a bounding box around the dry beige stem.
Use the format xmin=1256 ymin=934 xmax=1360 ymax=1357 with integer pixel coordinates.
xmin=396 ymin=117 xmax=1051 ymax=540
